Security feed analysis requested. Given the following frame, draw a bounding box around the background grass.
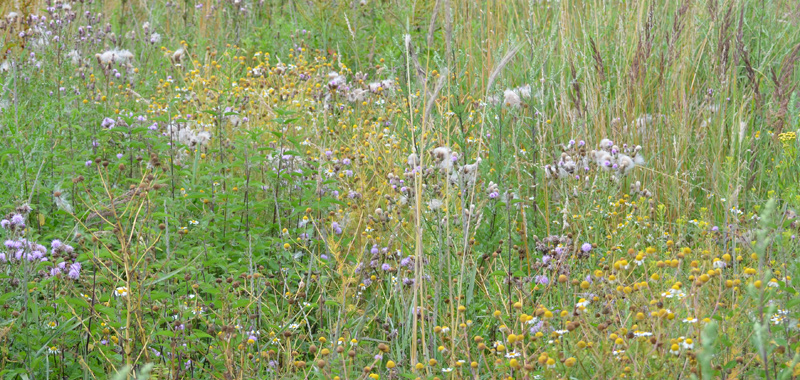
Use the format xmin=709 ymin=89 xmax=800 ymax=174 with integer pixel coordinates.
xmin=0 ymin=0 xmax=799 ymax=379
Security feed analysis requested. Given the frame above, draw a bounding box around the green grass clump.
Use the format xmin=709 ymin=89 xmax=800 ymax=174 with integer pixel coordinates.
xmin=0 ymin=0 xmax=799 ymax=379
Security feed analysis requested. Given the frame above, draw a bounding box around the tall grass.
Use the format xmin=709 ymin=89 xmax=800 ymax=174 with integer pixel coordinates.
xmin=0 ymin=0 xmax=799 ymax=379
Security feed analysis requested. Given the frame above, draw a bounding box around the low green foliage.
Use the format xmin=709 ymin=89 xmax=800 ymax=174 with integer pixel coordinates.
xmin=0 ymin=0 xmax=799 ymax=379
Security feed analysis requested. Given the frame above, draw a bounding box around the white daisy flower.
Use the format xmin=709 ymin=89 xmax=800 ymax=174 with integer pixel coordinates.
xmin=114 ymin=286 xmax=129 ymax=297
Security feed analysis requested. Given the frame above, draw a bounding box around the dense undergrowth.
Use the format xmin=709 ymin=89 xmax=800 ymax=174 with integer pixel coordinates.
xmin=1 ymin=0 xmax=800 ymax=379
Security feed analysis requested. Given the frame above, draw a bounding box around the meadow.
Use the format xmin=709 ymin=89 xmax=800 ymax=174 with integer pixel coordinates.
xmin=1 ymin=0 xmax=799 ymax=378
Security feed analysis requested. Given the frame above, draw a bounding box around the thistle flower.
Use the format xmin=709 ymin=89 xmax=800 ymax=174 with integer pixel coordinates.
xmin=517 ymin=84 xmax=531 ymax=98
xmin=67 ymin=50 xmax=81 ymax=65
xmin=96 ymin=49 xmax=133 ymax=65
xmin=368 ymin=82 xmax=383 ymax=93
xmin=617 ymin=154 xmax=636 ymax=175
xmin=346 ymin=88 xmax=368 ymax=103
xmin=400 ymin=256 xmax=413 ymax=267
xmin=407 ymin=153 xmax=419 ymax=167
xmin=68 ymin=262 xmax=81 ymax=279
xmin=503 ymin=88 xmax=521 ymax=108
xmin=431 ymin=146 xmax=453 ymax=171
xmin=2 ymin=214 xmax=25 ymax=231
xmin=327 ymin=72 xmax=346 ymax=89
xmin=460 ymin=158 xmax=481 ymax=185
xmin=101 ymin=117 xmax=116 ymax=129
xmin=172 ymin=48 xmax=185 ymax=64
xmin=428 ymin=199 xmax=443 ymax=211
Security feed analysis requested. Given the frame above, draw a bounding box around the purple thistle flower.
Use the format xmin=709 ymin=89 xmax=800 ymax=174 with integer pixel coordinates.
xmin=331 ymin=222 xmax=342 ymax=235
xmin=535 ymin=275 xmax=549 ymax=285
xmin=11 ymin=214 xmax=24 ymax=226
xmin=381 ymin=263 xmax=391 ymax=271
xmin=101 ymin=117 xmax=115 ymax=129
xmin=528 ymin=319 xmax=544 ymax=335
xmin=581 ymin=243 xmax=592 ymax=252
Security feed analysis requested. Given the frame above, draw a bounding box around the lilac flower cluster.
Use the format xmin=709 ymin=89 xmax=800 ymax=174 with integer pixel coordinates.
xmin=0 ymin=214 xmax=26 ymax=232
xmin=1 ymin=238 xmax=48 ymax=262
xmin=0 ymin=237 xmax=81 ymax=280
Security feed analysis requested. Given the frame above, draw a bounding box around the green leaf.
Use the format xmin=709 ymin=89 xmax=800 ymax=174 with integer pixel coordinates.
xmin=192 ymin=331 xmax=214 ymax=339
xmin=150 ymin=291 xmax=171 ymax=301
xmin=144 ymin=251 xmax=204 ymax=287
xmin=0 ymin=291 xmax=17 ymax=304
xmin=155 ymin=330 xmax=175 ymax=337
xmin=111 ymin=365 xmax=133 ymax=380
xmin=36 ymin=317 xmax=80 ymax=356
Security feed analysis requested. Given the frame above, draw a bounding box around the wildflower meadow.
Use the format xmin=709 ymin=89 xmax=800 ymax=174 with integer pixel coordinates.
xmin=1 ymin=0 xmax=800 ymax=379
